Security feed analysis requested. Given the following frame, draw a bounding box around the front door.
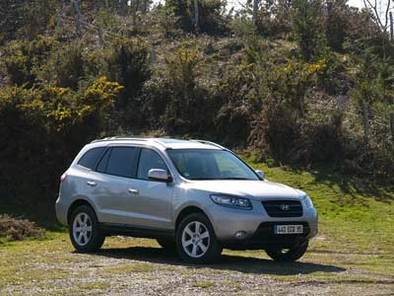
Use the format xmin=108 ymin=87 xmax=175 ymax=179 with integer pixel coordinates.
xmin=129 ymin=148 xmax=174 ymax=230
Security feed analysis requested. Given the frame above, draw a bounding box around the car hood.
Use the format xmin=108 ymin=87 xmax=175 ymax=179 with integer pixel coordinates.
xmin=184 ymin=180 xmax=304 ymax=201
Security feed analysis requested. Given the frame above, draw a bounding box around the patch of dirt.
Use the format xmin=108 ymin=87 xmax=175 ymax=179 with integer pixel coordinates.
xmin=1 ymin=237 xmax=393 ymax=295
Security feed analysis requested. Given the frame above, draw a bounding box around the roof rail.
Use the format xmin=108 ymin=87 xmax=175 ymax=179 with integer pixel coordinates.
xmin=189 ymin=139 xmax=226 ymax=150
xmin=91 ymin=136 xmax=149 ymax=143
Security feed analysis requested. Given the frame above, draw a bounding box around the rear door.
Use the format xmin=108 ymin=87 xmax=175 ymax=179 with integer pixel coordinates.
xmin=93 ymin=146 xmax=141 ymax=225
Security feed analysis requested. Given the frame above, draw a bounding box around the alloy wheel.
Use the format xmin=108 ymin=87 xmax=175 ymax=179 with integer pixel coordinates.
xmin=181 ymin=221 xmax=210 ymax=258
xmin=72 ymin=212 xmax=92 ymax=246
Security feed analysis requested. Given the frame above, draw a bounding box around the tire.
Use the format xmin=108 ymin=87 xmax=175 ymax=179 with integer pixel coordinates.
xmin=69 ymin=205 xmax=105 ymax=253
xmin=157 ymin=239 xmax=176 ymax=250
xmin=265 ymin=240 xmax=309 ymax=262
xmin=176 ymin=213 xmax=222 ymax=264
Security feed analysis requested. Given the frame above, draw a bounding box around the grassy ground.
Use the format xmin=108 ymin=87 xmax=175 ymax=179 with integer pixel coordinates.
xmin=0 ymin=160 xmax=393 ymax=295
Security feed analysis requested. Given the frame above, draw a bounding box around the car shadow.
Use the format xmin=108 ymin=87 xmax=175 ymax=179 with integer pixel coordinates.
xmin=92 ymin=246 xmax=346 ymax=275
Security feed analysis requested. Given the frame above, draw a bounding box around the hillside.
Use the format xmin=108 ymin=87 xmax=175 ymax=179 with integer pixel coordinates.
xmin=1 ymin=1 xmax=393 ymax=207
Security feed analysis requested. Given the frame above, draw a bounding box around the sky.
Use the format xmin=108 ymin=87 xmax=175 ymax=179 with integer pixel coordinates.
xmin=151 ymin=0 xmax=394 ymax=25
xmin=152 ymin=0 xmax=367 ymax=9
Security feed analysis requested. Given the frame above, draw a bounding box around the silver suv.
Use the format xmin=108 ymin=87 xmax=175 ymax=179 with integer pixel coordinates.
xmin=56 ymin=137 xmax=318 ymax=263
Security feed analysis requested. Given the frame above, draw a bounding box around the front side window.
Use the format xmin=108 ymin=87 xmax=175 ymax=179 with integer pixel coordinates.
xmin=96 ymin=148 xmax=110 ymax=173
xmin=167 ymin=149 xmax=258 ymax=180
xmin=105 ymin=147 xmax=139 ymax=178
xmin=78 ymin=147 xmax=105 ymax=169
xmin=137 ymin=149 xmax=168 ymax=180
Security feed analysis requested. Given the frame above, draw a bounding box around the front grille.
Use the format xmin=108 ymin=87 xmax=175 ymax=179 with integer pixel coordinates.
xmin=262 ymin=200 xmax=303 ymax=217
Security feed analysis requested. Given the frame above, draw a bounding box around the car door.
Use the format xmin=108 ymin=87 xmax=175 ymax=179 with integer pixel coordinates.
xmin=93 ymin=145 xmax=141 ymax=225
xmin=129 ymin=148 xmax=174 ymax=230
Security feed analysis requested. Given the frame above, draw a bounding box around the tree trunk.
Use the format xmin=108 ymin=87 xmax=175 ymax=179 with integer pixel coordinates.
xmin=142 ymin=0 xmax=148 ymax=14
xmin=193 ymin=0 xmax=199 ymax=33
xmin=362 ymin=100 xmax=370 ymax=147
xmin=132 ymin=0 xmax=140 ymax=28
xmin=390 ymin=113 xmax=394 ymax=141
xmin=253 ymin=0 xmax=259 ymax=26
xmin=72 ymin=0 xmax=82 ymax=36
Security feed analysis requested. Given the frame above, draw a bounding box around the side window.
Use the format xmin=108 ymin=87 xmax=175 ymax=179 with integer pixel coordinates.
xmin=96 ymin=148 xmax=110 ymax=172
xmin=105 ymin=147 xmax=139 ymax=178
xmin=137 ymin=149 xmax=168 ymax=180
xmin=77 ymin=147 xmax=105 ymax=170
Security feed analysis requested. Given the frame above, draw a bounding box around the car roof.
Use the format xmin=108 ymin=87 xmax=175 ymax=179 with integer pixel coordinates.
xmin=89 ymin=137 xmax=225 ymax=150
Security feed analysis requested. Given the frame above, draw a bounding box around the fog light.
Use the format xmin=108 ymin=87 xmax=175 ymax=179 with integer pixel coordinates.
xmin=234 ymin=231 xmax=247 ymax=240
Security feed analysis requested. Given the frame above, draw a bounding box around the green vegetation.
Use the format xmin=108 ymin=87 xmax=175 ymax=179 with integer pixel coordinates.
xmin=192 ymin=280 xmax=215 ymax=288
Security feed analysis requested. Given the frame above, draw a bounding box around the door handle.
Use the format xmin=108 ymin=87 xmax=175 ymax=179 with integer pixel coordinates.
xmin=128 ymin=188 xmax=139 ymax=195
xmin=86 ymin=180 xmax=97 ymax=187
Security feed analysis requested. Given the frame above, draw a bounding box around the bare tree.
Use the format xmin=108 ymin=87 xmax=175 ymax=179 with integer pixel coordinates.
xmin=132 ymin=0 xmax=141 ymax=27
xmin=193 ymin=0 xmax=200 ymax=33
xmin=252 ymin=0 xmax=260 ymax=25
xmin=363 ymin=0 xmax=393 ymax=32
xmin=71 ymin=0 xmax=82 ymax=36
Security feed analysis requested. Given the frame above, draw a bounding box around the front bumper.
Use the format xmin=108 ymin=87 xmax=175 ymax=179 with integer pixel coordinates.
xmin=207 ymin=199 xmax=318 ymax=247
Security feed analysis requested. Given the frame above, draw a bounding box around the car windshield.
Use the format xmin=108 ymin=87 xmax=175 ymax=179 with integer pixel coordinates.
xmin=167 ymin=149 xmax=259 ymax=180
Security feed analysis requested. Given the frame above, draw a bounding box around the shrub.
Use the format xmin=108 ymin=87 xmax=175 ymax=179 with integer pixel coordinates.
xmin=324 ymin=0 xmax=349 ymax=51
xmin=292 ymin=0 xmax=326 ymax=61
xmin=105 ymin=38 xmax=151 ymax=128
xmin=0 ymin=215 xmax=44 ymax=241
xmin=41 ymin=42 xmax=85 ymax=90
xmin=165 ymin=0 xmax=228 ymax=34
xmin=159 ymin=45 xmax=208 ymax=133
xmin=0 ymin=77 xmax=123 ymax=202
xmin=1 ymin=36 xmax=57 ymax=86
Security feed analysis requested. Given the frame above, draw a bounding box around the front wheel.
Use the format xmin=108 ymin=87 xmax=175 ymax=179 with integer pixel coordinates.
xmin=69 ymin=205 xmax=105 ymax=253
xmin=265 ymin=241 xmax=309 ymax=262
xmin=176 ymin=213 xmax=222 ymax=264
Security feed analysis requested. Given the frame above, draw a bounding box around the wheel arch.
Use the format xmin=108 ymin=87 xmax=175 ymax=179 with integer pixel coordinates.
xmin=175 ymin=206 xmax=209 ymax=231
xmin=67 ymin=199 xmax=96 ymax=225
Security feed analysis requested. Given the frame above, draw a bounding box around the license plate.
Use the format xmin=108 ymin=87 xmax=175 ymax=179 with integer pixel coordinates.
xmin=275 ymin=225 xmax=303 ymax=234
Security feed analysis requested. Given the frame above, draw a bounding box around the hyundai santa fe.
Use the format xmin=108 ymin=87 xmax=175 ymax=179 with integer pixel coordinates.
xmin=56 ymin=137 xmax=318 ymax=263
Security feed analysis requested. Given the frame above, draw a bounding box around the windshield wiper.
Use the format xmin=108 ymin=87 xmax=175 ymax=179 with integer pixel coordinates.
xmin=188 ymin=177 xmax=252 ymax=180
xmin=218 ymin=177 xmax=252 ymax=180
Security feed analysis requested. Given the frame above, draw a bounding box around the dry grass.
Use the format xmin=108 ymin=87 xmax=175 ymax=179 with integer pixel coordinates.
xmin=0 ymin=214 xmax=44 ymax=241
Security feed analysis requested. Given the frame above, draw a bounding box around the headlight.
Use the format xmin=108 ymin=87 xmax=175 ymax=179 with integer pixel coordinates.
xmin=210 ymin=194 xmax=252 ymax=210
xmin=302 ymin=195 xmax=314 ymax=208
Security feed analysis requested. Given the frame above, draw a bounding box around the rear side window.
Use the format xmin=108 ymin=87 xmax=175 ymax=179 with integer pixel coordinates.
xmin=77 ymin=147 xmax=105 ymax=169
xmin=105 ymin=147 xmax=139 ymax=178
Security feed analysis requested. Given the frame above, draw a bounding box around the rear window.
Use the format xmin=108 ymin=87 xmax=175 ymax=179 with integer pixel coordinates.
xmin=105 ymin=147 xmax=139 ymax=178
xmin=77 ymin=147 xmax=105 ymax=169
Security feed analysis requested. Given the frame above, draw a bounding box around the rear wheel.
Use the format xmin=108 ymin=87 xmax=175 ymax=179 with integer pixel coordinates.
xmin=69 ymin=205 xmax=105 ymax=253
xmin=176 ymin=213 xmax=222 ymax=264
xmin=265 ymin=241 xmax=309 ymax=262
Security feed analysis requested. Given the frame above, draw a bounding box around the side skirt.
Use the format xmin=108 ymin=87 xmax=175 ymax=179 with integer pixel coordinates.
xmin=99 ymin=223 xmax=175 ymax=240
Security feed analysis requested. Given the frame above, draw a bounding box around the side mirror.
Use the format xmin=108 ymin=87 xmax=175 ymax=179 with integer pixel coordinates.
xmin=255 ymin=170 xmax=265 ymax=180
xmin=148 ymin=168 xmax=172 ymax=182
